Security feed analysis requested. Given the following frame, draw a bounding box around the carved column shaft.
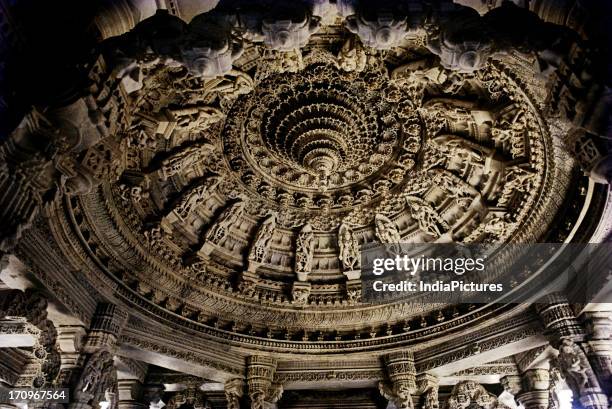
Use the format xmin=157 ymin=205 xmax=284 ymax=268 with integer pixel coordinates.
xmin=536 ymin=298 xmax=608 ymax=409
xmin=68 ymin=303 xmax=128 ymax=409
xmin=224 ymin=378 xmax=244 ymax=409
xmin=416 ymin=374 xmax=439 ymax=409
xmin=117 ymin=379 xmax=146 ymax=409
xmin=581 ymin=311 xmax=612 ymax=395
xmin=380 ymin=351 xmax=417 ymax=409
xmin=246 ymin=356 xmax=277 ymax=409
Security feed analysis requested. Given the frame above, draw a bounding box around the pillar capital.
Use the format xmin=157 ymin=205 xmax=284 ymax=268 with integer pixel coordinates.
xmin=84 ymin=303 xmax=128 ymax=352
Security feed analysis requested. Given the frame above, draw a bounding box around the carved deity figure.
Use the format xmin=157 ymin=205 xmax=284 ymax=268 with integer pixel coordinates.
xmin=248 ymin=214 xmax=277 ymax=264
xmin=446 ymin=380 xmax=509 ymax=409
xmin=169 ymin=106 xmax=224 ymax=132
xmin=295 ymin=223 xmax=315 ymax=281
xmin=73 ymin=350 xmax=117 ymax=409
xmin=405 ymin=196 xmax=449 ymax=238
xmin=434 ymin=172 xmax=473 ymax=209
xmin=336 ymin=37 xmax=367 ymax=72
xmin=375 ymin=214 xmax=401 ymax=244
xmin=338 ymin=223 xmax=360 ymax=271
xmin=422 ymin=387 xmax=439 ymax=409
xmin=205 ymin=200 xmax=245 ymax=244
xmin=159 ymin=143 xmax=215 ymax=180
xmin=203 ymin=69 xmax=254 ymax=100
xmin=432 ymin=135 xmax=486 ymax=165
xmin=379 ymin=381 xmax=414 ymax=409
xmin=556 ymin=339 xmax=591 ymax=393
xmin=167 ymin=175 xmax=220 ymax=221
xmin=375 ymin=214 xmax=402 ymax=255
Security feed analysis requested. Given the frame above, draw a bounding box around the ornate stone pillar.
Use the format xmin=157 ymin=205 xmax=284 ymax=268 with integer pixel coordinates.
xmin=246 ymin=356 xmax=281 ymax=409
xmin=224 ymin=378 xmax=244 ymax=409
xmin=0 ymin=289 xmax=60 ymax=387
xmin=581 ymin=311 xmax=612 ymax=395
xmin=56 ymin=325 xmax=87 ymax=387
xmin=68 ymin=302 xmax=128 ymax=409
xmin=141 ymin=384 xmax=165 ymax=409
xmin=117 ymin=379 xmax=146 ymax=409
xmin=516 ymin=369 xmax=550 ymax=409
xmin=115 ymin=356 xmax=148 ymax=409
xmin=500 ymin=374 xmax=522 ymax=400
xmin=416 ymin=374 xmax=439 ymax=409
xmin=379 ymin=351 xmax=416 ymax=409
xmin=536 ymin=297 xmax=608 ymax=409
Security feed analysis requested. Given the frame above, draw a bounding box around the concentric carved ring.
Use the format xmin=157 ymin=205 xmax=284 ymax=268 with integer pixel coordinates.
xmin=222 ymin=62 xmax=421 ymax=211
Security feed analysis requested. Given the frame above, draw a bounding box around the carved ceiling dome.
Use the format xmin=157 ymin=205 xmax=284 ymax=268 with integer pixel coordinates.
xmin=53 ymin=28 xmax=580 ymax=351
xmin=4 ymin=1 xmax=608 ymax=372
xmin=2 ymin=1 xmax=612 ymax=406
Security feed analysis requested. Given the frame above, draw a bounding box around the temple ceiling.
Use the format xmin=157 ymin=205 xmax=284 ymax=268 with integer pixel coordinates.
xmin=8 ymin=1 xmax=604 ymax=357
xmin=1 ymin=2 xmax=611 ymax=392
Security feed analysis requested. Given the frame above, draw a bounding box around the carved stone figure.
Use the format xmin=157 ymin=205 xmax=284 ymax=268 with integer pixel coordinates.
xmin=262 ymin=15 xmax=320 ymax=51
xmin=165 ymin=175 xmax=220 ymax=223
xmin=336 ymin=37 xmax=367 ymax=72
xmin=379 ymin=381 xmax=414 ymax=409
xmin=446 ymin=380 xmax=509 ymax=409
xmin=375 ymin=214 xmax=401 ymax=244
xmin=338 ymin=223 xmax=360 ymax=271
xmin=267 ymin=382 xmax=284 ymax=404
xmin=159 ymin=143 xmax=215 ymax=181
xmin=73 ymin=350 xmax=116 ymax=407
xmin=295 ymin=223 xmax=315 ymax=281
xmin=169 ymin=106 xmax=224 ymax=132
xmin=405 ymin=196 xmax=449 ymax=238
xmin=375 ymin=214 xmax=401 ymax=255
xmin=277 ymin=49 xmax=305 ymax=73
xmin=556 ymin=339 xmax=590 ymax=393
xmin=291 ymin=283 xmax=311 ymax=306
xmin=205 ymin=200 xmax=245 ymax=244
xmin=203 ymin=69 xmax=254 ymax=100
xmin=248 ymin=214 xmax=277 ymax=264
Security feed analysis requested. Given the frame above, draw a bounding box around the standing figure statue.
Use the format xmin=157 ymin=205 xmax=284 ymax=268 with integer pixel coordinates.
xmin=338 ymin=223 xmax=360 ymax=271
xmin=375 ymin=214 xmax=402 ymax=255
xmin=166 ymin=175 xmax=220 ymax=223
xmin=295 ymin=223 xmax=315 ymax=281
xmin=206 ymin=200 xmax=245 ymax=244
xmin=405 ymin=196 xmax=449 ymax=238
xmin=248 ymin=213 xmax=277 ymax=264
